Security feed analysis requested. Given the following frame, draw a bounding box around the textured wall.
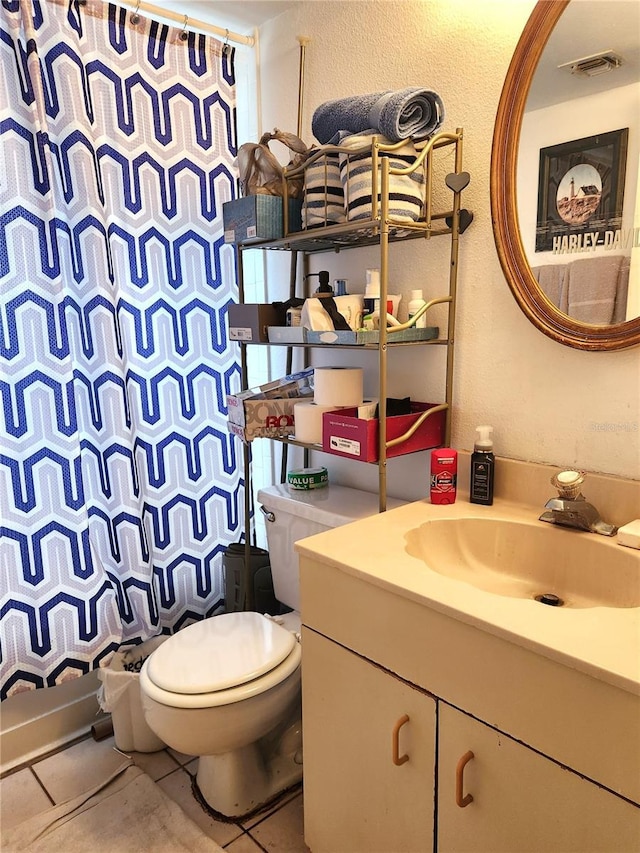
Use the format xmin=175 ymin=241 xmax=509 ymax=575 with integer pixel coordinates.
xmin=255 ymin=0 xmax=638 ymax=490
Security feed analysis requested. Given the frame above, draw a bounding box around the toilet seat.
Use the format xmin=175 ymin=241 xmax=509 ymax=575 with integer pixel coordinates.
xmin=140 ymin=612 xmax=301 ymax=710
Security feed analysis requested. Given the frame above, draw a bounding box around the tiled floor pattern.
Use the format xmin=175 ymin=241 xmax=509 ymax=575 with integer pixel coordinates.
xmin=0 ymin=734 xmax=310 ymax=852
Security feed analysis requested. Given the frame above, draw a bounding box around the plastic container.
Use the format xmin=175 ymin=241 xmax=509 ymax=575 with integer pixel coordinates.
xmin=365 ymin=268 xmax=380 ymax=296
xmin=223 ymin=543 xmax=271 ymax=612
xmin=470 ymin=425 xmax=495 ymax=505
xmin=286 ymin=306 xmax=302 ymax=327
xmin=408 ymin=289 xmax=428 ymax=328
xmin=97 ymin=635 xmax=168 ymax=752
xmin=430 ymin=448 xmax=458 ymax=504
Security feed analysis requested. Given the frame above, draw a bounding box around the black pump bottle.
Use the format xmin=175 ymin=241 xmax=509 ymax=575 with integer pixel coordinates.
xmin=470 ymin=425 xmax=494 ymax=505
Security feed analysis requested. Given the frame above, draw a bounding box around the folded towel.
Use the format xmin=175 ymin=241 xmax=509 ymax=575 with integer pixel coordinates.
xmin=312 ymin=87 xmax=445 ymax=145
xmin=565 ymin=254 xmax=630 ymax=325
xmin=338 ymin=133 xmax=425 ymax=223
xmin=531 ymin=263 xmax=569 ymax=314
xmin=612 ymin=255 xmax=630 ymax=324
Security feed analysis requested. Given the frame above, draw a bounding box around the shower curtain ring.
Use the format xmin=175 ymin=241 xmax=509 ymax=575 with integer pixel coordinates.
xmin=131 ymin=0 xmax=140 ymax=24
xmin=222 ymin=29 xmax=230 ymax=55
xmin=180 ymin=15 xmax=189 ymax=41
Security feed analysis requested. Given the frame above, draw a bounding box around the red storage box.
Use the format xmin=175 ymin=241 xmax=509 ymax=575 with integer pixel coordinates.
xmin=322 ymin=402 xmax=446 ymax=462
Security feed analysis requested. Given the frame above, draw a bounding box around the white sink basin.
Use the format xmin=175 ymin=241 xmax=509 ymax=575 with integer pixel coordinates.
xmin=405 ymin=517 xmax=640 ymax=608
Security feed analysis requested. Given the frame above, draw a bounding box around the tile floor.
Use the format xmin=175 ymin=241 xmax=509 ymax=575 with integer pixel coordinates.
xmin=0 ymin=733 xmax=310 ymax=852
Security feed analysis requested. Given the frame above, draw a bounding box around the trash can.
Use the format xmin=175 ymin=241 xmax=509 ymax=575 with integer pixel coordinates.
xmin=223 ymin=543 xmax=271 ymax=612
xmin=97 ymin=635 xmax=168 ymax=753
xmin=254 ymin=564 xmax=280 ymax=616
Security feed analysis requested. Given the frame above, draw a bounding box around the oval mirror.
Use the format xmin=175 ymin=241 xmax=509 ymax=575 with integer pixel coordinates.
xmin=491 ymin=0 xmax=640 ymax=350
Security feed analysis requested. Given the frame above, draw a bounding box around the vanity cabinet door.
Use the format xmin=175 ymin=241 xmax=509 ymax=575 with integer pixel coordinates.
xmin=302 ymin=628 xmax=437 ymax=853
xmin=438 ymin=703 xmax=640 ymax=853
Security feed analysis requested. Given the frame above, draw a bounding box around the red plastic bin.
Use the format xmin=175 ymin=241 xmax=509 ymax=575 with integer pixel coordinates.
xmin=322 ymin=402 xmax=446 ymax=462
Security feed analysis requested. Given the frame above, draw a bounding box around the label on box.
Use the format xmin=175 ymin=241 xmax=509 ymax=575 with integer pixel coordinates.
xmin=224 ymin=229 xmax=235 ymax=242
xmin=229 ymin=326 xmax=253 ymax=341
xmin=329 ymin=435 xmax=361 ymax=456
xmin=247 ymin=225 xmax=257 ymax=238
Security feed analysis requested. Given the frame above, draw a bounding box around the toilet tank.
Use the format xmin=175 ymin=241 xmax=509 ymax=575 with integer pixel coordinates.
xmin=257 ymin=483 xmax=404 ymax=612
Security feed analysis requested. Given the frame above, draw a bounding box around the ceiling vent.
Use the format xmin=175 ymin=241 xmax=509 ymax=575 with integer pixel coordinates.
xmin=558 ymin=51 xmax=624 ymax=77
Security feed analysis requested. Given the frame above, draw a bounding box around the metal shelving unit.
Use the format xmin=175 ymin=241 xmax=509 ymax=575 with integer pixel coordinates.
xmin=233 ymin=128 xmax=470 ymax=602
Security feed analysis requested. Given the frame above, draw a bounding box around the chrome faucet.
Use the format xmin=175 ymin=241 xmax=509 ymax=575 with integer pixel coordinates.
xmin=539 ymin=470 xmax=617 ymax=536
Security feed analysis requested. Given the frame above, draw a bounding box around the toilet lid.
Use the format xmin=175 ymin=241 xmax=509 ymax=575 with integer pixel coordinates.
xmin=145 ymin=612 xmax=296 ymax=695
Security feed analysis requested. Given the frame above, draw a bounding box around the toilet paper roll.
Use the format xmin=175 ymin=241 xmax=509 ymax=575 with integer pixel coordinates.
xmin=358 ymin=398 xmax=379 ymax=419
xmin=293 ymin=401 xmax=337 ymax=444
xmin=313 ymin=367 xmax=363 ymax=408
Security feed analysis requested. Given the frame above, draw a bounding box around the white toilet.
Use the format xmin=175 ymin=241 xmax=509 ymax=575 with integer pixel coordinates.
xmin=139 ymin=482 xmax=395 ymax=818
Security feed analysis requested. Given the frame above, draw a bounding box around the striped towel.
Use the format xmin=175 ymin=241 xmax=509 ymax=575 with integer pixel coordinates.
xmin=302 ymin=149 xmax=345 ymax=228
xmin=338 ymin=134 xmax=425 ymax=223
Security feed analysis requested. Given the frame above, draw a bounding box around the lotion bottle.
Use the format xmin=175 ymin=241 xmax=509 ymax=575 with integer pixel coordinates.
xmin=470 ymin=425 xmax=494 ymax=505
xmin=407 ymin=289 xmax=427 ymax=328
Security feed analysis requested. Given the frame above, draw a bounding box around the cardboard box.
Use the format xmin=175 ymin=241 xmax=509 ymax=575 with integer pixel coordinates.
xmin=228 ymin=303 xmax=280 ymax=342
xmin=223 ymin=196 xmax=302 ymax=244
xmin=322 ymin=401 xmax=446 ymax=462
xmin=227 ymin=367 xmax=314 ymax=441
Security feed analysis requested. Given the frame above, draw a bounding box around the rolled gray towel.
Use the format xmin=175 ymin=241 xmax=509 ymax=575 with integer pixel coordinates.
xmin=312 ymin=87 xmax=445 ymax=145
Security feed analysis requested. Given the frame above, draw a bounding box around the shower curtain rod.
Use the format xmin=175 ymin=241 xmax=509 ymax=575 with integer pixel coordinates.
xmin=116 ymin=0 xmax=256 ymax=46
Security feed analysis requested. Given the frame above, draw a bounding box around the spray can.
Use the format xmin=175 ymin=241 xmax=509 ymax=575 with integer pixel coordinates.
xmin=430 ymin=448 xmax=458 ymax=504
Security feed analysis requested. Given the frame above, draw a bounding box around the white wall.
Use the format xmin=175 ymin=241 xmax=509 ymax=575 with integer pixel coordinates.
xmin=251 ymin=0 xmax=639 ymax=492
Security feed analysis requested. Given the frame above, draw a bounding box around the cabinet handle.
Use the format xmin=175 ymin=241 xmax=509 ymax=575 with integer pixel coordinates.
xmin=392 ymin=714 xmax=410 ymax=766
xmin=455 ymin=750 xmax=474 ymax=807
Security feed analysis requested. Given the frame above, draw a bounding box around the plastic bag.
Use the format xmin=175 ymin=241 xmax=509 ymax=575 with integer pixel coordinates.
xmin=96 ymin=635 xmax=167 ymax=713
xmin=236 ymin=129 xmax=309 ymax=198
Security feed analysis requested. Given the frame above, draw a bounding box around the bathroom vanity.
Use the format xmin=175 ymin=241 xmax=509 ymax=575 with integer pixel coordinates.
xmin=297 ymin=473 xmax=640 ymax=852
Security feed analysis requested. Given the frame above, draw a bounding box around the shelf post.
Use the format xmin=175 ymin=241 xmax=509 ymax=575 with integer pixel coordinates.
xmin=444 ymin=129 xmax=464 ymax=447
xmin=379 ymin=149 xmax=390 ymax=512
xmin=235 ymin=246 xmax=256 ymax=611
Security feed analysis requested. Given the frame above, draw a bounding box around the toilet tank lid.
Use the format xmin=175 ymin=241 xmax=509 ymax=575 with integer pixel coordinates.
xmin=145 ymin=612 xmax=296 ymax=694
xmin=257 ymin=483 xmax=405 ymax=527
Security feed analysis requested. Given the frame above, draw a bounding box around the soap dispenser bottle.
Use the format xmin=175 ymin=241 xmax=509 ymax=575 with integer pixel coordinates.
xmin=470 ymin=425 xmax=494 ymax=505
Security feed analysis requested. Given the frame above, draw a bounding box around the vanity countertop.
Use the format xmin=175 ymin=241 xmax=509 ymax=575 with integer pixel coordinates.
xmin=295 ymin=496 xmax=640 ymax=696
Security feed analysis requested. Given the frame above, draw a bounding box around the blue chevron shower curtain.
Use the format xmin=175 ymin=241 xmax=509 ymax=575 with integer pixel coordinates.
xmin=0 ymin=0 xmax=241 ymax=699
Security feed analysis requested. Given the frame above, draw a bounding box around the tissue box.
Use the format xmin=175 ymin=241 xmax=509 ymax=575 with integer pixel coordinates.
xmin=322 ymin=401 xmax=446 ymax=462
xmin=227 ymin=367 xmax=314 ymax=441
xmin=228 ymin=303 xmax=280 ymax=342
xmin=228 ymin=397 xmax=311 ymax=442
xmin=223 ymin=196 xmax=302 ymax=244
xmin=267 ymin=326 xmax=308 ymax=343
xmin=306 ymin=327 xmax=440 ymax=345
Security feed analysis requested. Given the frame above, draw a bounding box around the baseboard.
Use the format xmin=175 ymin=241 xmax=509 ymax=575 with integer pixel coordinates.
xmin=1 ymin=671 xmax=104 ymax=775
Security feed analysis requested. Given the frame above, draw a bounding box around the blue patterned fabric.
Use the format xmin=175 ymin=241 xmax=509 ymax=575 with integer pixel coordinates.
xmin=0 ymin=0 xmax=241 ymax=699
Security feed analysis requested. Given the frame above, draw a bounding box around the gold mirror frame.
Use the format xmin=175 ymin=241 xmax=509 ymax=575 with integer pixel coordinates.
xmin=491 ymin=0 xmax=640 ymax=351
